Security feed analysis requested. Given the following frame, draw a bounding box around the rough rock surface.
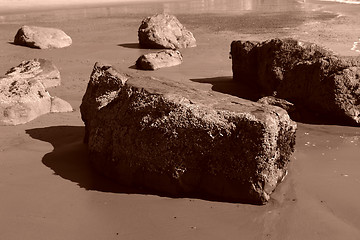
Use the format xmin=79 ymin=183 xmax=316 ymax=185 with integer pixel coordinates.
xmin=80 ymin=62 xmax=297 ymax=204
xmin=136 ymin=50 xmax=183 ymax=70
xmin=14 ymin=25 xmax=72 ymax=49
xmin=138 ymin=13 xmax=196 ymax=49
xmin=230 ymin=38 xmax=360 ymax=125
xmin=5 ymin=58 xmax=61 ymax=88
xmin=257 ymin=96 xmax=296 ymax=114
xmin=0 ymin=60 xmax=73 ymax=125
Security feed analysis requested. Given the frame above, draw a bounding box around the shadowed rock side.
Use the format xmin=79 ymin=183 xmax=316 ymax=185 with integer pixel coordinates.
xmin=136 ymin=50 xmax=183 ymax=70
xmin=14 ymin=25 xmax=72 ymax=49
xmin=231 ymin=38 xmax=360 ymax=126
xmin=0 ymin=59 xmax=72 ymax=125
xmin=80 ymin=62 xmax=297 ymax=204
xmin=138 ymin=13 xmax=196 ymax=49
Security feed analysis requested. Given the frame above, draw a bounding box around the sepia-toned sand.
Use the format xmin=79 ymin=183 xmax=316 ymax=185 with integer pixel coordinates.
xmin=0 ymin=0 xmax=359 ymax=239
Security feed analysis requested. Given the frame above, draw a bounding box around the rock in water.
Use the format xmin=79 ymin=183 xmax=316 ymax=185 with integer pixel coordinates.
xmin=136 ymin=50 xmax=183 ymax=70
xmin=14 ymin=25 xmax=72 ymax=49
xmin=138 ymin=13 xmax=196 ymax=49
xmin=0 ymin=60 xmax=72 ymax=125
xmin=80 ymin=62 xmax=297 ymax=204
xmin=5 ymin=58 xmax=61 ymax=88
xmin=230 ymin=38 xmax=360 ymax=125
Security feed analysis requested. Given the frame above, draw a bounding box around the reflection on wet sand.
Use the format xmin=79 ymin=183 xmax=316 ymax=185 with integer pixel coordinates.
xmin=0 ymin=0 xmax=304 ymax=24
xmin=162 ymin=0 xmax=303 ymax=14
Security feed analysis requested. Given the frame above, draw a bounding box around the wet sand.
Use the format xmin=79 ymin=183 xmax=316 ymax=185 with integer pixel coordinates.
xmin=0 ymin=0 xmax=360 ymax=239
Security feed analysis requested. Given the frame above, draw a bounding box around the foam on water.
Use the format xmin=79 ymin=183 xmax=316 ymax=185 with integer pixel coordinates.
xmin=351 ymin=39 xmax=360 ymax=53
xmin=321 ymin=0 xmax=360 ymax=4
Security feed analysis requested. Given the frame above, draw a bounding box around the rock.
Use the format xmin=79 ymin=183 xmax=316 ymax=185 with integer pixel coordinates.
xmin=5 ymin=58 xmax=61 ymax=88
xmin=230 ymin=38 xmax=360 ymax=125
xmin=138 ymin=13 xmax=196 ymax=49
xmin=80 ymin=62 xmax=297 ymax=204
xmin=0 ymin=77 xmax=52 ymax=125
xmin=257 ymin=96 xmax=296 ymax=113
xmin=136 ymin=50 xmax=183 ymax=70
xmin=50 ymin=97 xmax=73 ymax=113
xmin=0 ymin=60 xmax=72 ymax=125
xmin=14 ymin=25 xmax=72 ymax=49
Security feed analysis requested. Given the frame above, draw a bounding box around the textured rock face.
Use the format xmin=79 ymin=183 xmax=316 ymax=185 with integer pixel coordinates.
xmin=14 ymin=25 xmax=72 ymax=49
xmin=5 ymin=59 xmax=61 ymax=88
xmin=257 ymin=96 xmax=296 ymax=114
xmin=80 ymin=62 xmax=297 ymax=204
xmin=136 ymin=50 xmax=183 ymax=70
xmin=0 ymin=60 xmax=72 ymax=125
xmin=0 ymin=77 xmax=51 ymax=125
xmin=230 ymin=38 xmax=360 ymax=125
xmin=138 ymin=13 xmax=196 ymax=49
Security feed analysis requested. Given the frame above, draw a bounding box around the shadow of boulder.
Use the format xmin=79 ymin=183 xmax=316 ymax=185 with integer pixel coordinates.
xmin=190 ymin=76 xmax=345 ymax=126
xmin=118 ymin=43 xmax=142 ymax=49
xmin=25 ymin=126 xmax=140 ymax=193
xmin=190 ymin=76 xmax=261 ymax=101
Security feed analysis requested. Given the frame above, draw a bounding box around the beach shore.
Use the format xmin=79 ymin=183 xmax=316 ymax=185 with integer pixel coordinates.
xmin=0 ymin=0 xmax=359 ymax=239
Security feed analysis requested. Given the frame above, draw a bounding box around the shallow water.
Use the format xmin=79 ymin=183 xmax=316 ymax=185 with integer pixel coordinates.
xmin=0 ymin=0 xmax=333 ymax=21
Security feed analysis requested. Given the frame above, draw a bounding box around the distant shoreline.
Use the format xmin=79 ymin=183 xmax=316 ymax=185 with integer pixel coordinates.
xmin=0 ymin=0 xmax=183 ymax=15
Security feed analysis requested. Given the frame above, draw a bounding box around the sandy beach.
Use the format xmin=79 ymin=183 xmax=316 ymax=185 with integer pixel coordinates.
xmin=1 ymin=0 xmax=360 ymax=239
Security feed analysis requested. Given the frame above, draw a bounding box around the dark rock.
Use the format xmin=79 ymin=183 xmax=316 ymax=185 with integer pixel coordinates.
xmin=5 ymin=58 xmax=61 ymax=88
xmin=136 ymin=50 xmax=183 ymax=70
xmin=80 ymin=62 xmax=297 ymax=204
xmin=230 ymin=38 xmax=360 ymax=125
xmin=0 ymin=60 xmax=72 ymax=125
xmin=138 ymin=13 xmax=196 ymax=49
xmin=14 ymin=25 xmax=72 ymax=49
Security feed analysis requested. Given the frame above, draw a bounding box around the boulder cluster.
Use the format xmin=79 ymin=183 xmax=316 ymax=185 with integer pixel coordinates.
xmin=7 ymin=12 xmax=359 ymax=204
xmin=136 ymin=13 xmax=196 ymax=70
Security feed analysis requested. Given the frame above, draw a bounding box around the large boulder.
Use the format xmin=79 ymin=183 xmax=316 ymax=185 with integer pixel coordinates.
xmin=136 ymin=50 xmax=183 ymax=70
xmin=14 ymin=25 xmax=72 ymax=49
xmin=5 ymin=58 xmax=61 ymax=88
xmin=230 ymin=38 xmax=360 ymax=125
xmin=138 ymin=13 xmax=196 ymax=49
xmin=80 ymin=62 xmax=297 ymax=204
xmin=0 ymin=60 xmax=73 ymax=125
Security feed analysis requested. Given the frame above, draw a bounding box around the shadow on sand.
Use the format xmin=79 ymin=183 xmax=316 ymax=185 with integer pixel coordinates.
xmin=190 ymin=76 xmax=343 ymax=125
xmin=190 ymin=76 xmax=261 ymax=101
xmin=25 ymin=126 xmax=146 ymax=194
xmin=118 ymin=43 xmax=142 ymax=49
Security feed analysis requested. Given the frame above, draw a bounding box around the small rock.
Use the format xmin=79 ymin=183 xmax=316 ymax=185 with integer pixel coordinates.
xmin=257 ymin=96 xmax=296 ymax=113
xmin=14 ymin=25 xmax=72 ymax=49
xmin=136 ymin=50 xmax=183 ymax=70
xmin=50 ymin=97 xmax=73 ymax=113
xmin=138 ymin=13 xmax=196 ymax=49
